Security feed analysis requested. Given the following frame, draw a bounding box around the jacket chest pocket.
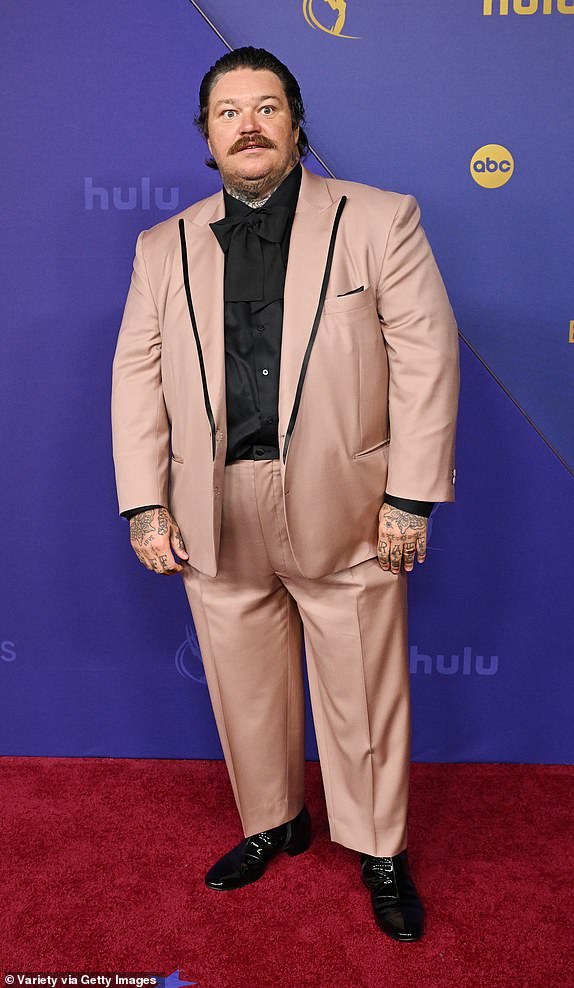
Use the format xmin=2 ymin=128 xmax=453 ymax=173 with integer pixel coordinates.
xmin=322 ymin=283 xmax=376 ymax=316
xmin=320 ymin=284 xmax=383 ymax=356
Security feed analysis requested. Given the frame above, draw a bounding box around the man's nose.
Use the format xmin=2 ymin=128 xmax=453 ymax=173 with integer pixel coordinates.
xmin=239 ymin=111 xmax=261 ymax=132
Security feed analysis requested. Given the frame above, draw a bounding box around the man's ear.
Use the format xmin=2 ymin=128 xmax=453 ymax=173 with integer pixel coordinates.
xmin=206 ymin=134 xmax=212 ymax=155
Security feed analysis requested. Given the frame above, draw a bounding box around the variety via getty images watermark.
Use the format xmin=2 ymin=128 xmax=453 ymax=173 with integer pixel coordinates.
xmin=4 ymin=972 xmax=200 ymax=988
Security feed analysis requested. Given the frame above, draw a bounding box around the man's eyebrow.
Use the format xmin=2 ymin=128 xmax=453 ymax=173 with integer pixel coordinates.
xmin=213 ymin=95 xmax=281 ymax=108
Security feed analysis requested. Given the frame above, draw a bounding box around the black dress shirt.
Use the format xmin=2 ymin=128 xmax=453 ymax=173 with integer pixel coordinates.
xmin=215 ymin=158 xmax=302 ymax=462
xmin=122 ymin=163 xmax=434 ymax=519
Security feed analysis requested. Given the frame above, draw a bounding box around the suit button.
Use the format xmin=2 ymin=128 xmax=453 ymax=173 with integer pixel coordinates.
xmin=262 ymin=368 xmax=269 ymax=375
xmin=255 ymin=447 xmax=264 ymax=456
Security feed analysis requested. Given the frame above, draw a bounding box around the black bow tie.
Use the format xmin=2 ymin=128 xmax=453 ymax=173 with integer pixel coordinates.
xmin=210 ymin=204 xmax=291 ymax=305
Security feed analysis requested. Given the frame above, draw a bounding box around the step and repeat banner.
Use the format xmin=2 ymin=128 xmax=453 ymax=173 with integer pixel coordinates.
xmin=1 ymin=0 xmax=572 ymax=761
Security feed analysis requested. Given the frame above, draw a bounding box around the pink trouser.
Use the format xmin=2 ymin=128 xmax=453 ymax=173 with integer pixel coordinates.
xmin=181 ymin=457 xmax=411 ymax=857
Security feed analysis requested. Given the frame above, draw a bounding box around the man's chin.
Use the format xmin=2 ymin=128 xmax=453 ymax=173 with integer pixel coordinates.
xmin=223 ymin=162 xmax=274 ymax=185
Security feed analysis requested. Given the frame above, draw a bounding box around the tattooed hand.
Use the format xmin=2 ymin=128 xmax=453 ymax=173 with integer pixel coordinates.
xmin=377 ymin=502 xmax=428 ymax=574
xmin=129 ymin=507 xmax=189 ymax=575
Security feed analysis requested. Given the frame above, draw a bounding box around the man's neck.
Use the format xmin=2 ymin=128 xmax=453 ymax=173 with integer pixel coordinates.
xmin=223 ymin=158 xmax=300 ymax=209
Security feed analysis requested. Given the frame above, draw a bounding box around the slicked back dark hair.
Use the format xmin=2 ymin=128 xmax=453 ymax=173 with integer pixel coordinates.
xmin=194 ymin=46 xmax=310 ymax=170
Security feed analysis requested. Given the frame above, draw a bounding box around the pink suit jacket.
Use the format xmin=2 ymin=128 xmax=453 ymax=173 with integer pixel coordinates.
xmin=111 ymin=163 xmax=460 ymax=578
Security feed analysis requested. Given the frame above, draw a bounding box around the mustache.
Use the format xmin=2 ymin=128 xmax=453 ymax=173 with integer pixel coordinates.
xmin=230 ymin=137 xmax=276 ymax=154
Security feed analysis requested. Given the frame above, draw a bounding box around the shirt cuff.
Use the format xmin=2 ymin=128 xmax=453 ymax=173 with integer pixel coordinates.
xmin=383 ymin=493 xmax=434 ymax=517
xmin=121 ymin=504 xmax=164 ymax=520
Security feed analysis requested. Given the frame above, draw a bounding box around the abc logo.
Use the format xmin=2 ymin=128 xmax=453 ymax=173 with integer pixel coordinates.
xmin=470 ymin=144 xmax=514 ymax=188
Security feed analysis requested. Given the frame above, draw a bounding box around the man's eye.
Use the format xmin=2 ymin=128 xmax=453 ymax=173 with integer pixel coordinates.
xmin=223 ymin=109 xmax=236 ymax=118
xmin=261 ymin=105 xmax=275 ymax=114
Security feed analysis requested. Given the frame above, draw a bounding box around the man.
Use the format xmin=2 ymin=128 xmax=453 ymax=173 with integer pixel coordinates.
xmin=111 ymin=46 xmax=459 ymax=943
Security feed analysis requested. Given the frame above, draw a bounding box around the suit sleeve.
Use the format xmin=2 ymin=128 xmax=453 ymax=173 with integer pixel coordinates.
xmin=377 ymin=194 xmax=459 ymax=503
xmin=111 ymin=230 xmax=171 ymax=517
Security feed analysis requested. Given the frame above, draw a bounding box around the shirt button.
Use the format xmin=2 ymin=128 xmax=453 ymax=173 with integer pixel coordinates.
xmin=262 ymin=368 xmax=269 ymax=375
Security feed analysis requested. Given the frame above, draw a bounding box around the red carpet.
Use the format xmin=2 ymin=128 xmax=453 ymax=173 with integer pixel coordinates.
xmin=1 ymin=758 xmax=572 ymax=987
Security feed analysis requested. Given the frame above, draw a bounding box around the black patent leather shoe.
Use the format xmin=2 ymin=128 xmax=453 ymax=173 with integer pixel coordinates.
xmin=360 ymin=849 xmax=424 ymax=941
xmin=204 ymin=805 xmax=312 ymax=890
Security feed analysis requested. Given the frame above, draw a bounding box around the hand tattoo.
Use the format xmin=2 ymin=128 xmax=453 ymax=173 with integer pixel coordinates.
xmin=382 ymin=507 xmax=427 ymax=535
xmin=377 ymin=503 xmax=428 ymax=573
xmin=129 ymin=505 xmax=188 ymax=574
xmin=174 ymin=529 xmax=185 ymax=553
xmin=130 ymin=510 xmax=155 ymax=546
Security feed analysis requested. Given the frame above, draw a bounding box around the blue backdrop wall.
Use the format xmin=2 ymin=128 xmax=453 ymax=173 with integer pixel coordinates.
xmin=1 ymin=0 xmax=572 ymax=762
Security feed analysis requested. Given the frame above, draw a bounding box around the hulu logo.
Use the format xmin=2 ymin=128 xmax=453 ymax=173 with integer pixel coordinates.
xmin=484 ymin=0 xmax=574 ymax=13
xmin=410 ymin=645 xmax=498 ymax=676
xmin=84 ymin=177 xmax=179 ymax=211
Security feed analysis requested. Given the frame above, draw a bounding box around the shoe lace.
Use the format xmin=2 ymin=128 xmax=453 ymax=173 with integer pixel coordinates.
xmin=243 ymin=827 xmax=284 ymax=861
xmin=369 ymin=856 xmax=395 ymax=886
xmin=364 ymin=856 xmax=401 ymax=902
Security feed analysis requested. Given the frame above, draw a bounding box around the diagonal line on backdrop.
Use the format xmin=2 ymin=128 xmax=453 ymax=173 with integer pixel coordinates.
xmin=186 ymin=0 xmax=229 ymax=48
xmin=184 ymin=0 xmax=573 ymax=482
xmin=457 ymin=332 xmax=573 ymax=480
